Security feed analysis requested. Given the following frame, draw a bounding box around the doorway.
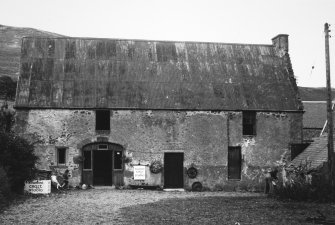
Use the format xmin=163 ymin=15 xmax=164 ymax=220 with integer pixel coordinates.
xmin=164 ymin=152 xmax=184 ymax=188
xmin=93 ymin=150 xmax=113 ymax=185
xmin=228 ymin=146 xmax=242 ymax=180
xmin=82 ymin=142 xmax=124 ymax=186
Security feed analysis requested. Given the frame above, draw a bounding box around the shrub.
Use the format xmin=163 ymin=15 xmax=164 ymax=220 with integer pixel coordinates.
xmin=0 ymin=166 xmax=11 ymax=209
xmin=273 ymin=162 xmax=335 ymax=202
xmin=0 ymin=132 xmax=38 ymax=193
xmin=0 ymin=102 xmax=14 ymax=133
xmin=0 ymin=103 xmax=38 ymax=194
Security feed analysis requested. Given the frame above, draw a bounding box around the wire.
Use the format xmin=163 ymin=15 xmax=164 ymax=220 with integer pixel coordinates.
xmin=126 ymin=149 xmax=167 ymax=154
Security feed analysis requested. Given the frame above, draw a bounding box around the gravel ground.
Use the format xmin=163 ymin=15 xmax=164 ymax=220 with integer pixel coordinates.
xmin=1 ymin=189 xmax=334 ymax=225
xmin=0 ymin=188 xmax=261 ymax=225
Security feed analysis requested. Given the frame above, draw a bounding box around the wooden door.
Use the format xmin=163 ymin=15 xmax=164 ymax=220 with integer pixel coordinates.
xmin=82 ymin=149 xmax=93 ymax=185
xmin=228 ymin=146 xmax=242 ymax=180
xmin=164 ymin=153 xmax=184 ymax=188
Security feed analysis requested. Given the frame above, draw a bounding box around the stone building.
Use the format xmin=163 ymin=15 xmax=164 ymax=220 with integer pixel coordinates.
xmin=14 ymin=34 xmax=303 ymax=191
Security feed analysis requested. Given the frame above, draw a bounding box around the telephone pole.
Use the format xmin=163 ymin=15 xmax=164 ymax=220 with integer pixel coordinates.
xmin=325 ymin=23 xmax=334 ymax=187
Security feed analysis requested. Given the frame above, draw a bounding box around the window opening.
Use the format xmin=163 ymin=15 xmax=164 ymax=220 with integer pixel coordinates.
xmin=243 ymin=111 xmax=256 ymax=136
xmin=96 ymin=110 xmax=110 ymax=131
xmin=114 ymin=151 xmax=123 ymax=170
xmin=98 ymin=144 xmax=108 ymax=150
xmin=57 ymin=148 xmax=66 ymax=165
xmin=83 ymin=151 xmax=92 ymax=170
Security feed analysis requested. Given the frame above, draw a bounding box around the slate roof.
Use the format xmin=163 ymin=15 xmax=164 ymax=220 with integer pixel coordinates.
xmin=290 ymin=135 xmax=331 ymax=169
xmin=15 ymin=36 xmax=302 ymax=110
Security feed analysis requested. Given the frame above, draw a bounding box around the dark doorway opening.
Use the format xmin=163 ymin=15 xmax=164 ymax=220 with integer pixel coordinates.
xmin=93 ymin=150 xmax=113 ymax=185
xmin=164 ymin=152 xmax=184 ymax=188
xmin=228 ymin=146 xmax=242 ymax=180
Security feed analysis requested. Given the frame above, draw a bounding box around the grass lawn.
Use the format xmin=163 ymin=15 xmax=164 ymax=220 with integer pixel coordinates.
xmin=120 ymin=196 xmax=335 ymax=225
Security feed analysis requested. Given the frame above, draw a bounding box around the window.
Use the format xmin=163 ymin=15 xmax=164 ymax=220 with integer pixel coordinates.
xmin=96 ymin=110 xmax=110 ymax=131
xmin=228 ymin=146 xmax=242 ymax=180
xmin=114 ymin=151 xmax=123 ymax=170
xmin=98 ymin=144 xmax=108 ymax=150
xmin=243 ymin=111 xmax=256 ymax=136
xmin=83 ymin=151 xmax=92 ymax=170
xmin=57 ymin=148 xmax=66 ymax=165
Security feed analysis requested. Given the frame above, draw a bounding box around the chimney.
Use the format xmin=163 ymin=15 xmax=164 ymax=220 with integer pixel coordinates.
xmin=272 ymin=34 xmax=289 ymax=55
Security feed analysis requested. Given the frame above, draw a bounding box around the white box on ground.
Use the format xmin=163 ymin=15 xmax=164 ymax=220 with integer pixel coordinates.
xmin=24 ymin=180 xmax=51 ymax=194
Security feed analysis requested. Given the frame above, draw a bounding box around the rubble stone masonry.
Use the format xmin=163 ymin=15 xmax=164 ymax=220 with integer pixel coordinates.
xmin=14 ymin=109 xmax=303 ymax=191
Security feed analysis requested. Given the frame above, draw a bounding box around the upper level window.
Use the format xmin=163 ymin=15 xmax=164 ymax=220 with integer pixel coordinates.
xmin=243 ymin=111 xmax=256 ymax=136
xmin=57 ymin=147 xmax=66 ymax=165
xmin=96 ymin=110 xmax=110 ymax=131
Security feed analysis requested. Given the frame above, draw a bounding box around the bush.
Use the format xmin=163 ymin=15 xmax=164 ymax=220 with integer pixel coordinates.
xmin=0 ymin=102 xmax=14 ymax=133
xmin=0 ymin=166 xmax=11 ymax=209
xmin=0 ymin=132 xmax=38 ymax=193
xmin=273 ymin=162 xmax=335 ymax=202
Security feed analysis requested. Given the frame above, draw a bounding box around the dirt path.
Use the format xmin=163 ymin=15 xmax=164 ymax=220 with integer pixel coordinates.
xmin=0 ymin=189 xmax=261 ymax=224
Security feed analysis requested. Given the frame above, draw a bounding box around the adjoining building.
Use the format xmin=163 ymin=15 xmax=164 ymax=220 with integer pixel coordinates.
xmin=302 ymin=101 xmax=330 ymax=140
xmin=14 ymin=35 xmax=303 ymax=191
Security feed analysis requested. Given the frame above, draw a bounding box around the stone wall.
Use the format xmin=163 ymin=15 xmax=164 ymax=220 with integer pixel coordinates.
xmin=14 ymin=109 xmax=303 ymax=190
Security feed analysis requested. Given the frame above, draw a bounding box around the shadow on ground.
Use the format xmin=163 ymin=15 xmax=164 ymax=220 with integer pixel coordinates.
xmin=119 ymin=196 xmax=335 ymax=225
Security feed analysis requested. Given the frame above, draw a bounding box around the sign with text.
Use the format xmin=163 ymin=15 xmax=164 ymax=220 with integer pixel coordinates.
xmin=134 ymin=166 xmax=146 ymax=180
xmin=24 ymin=180 xmax=51 ymax=194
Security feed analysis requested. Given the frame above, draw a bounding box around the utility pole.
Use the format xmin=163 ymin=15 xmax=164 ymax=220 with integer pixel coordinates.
xmin=325 ymin=22 xmax=334 ymax=187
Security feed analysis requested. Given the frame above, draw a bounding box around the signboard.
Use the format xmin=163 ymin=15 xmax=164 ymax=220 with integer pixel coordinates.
xmin=134 ymin=166 xmax=146 ymax=180
xmin=24 ymin=180 xmax=51 ymax=194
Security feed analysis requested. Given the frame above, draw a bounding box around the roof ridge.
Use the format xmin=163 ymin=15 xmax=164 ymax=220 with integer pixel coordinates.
xmin=21 ymin=36 xmax=274 ymax=47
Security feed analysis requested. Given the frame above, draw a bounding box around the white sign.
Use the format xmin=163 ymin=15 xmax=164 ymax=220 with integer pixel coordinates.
xmin=134 ymin=166 xmax=146 ymax=180
xmin=24 ymin=180 xmax=51 ymax=194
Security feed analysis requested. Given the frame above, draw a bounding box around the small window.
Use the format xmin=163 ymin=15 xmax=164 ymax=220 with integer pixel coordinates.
xmin=228 ymin=146 xmax=242 ymax=180
xmin=98 ymin=144 xmax=108 ymax=150
xmin=96 ymin=110 xmax=110 ymax=131
xmin=83 ymin=151 xmax=92 ymax=170
xmin=243 ymin=111 xmax=256 ymax=136
xmin=57 ymin=148 xmax=66 ymax=165
xmin=114 ymin=151 xmax=123 ymax=170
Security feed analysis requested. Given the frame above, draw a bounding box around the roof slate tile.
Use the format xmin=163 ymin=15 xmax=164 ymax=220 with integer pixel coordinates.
xmin=15 ymin=37 xmax=302 ymax=110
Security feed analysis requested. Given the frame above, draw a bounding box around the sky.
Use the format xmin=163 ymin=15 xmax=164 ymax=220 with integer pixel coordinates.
xmin=1 ymin=0 xmax=335 ymax=87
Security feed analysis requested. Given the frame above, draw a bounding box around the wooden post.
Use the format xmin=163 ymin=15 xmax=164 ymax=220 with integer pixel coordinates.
xmin=325 ymin=23 xmax=334 ymax=187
